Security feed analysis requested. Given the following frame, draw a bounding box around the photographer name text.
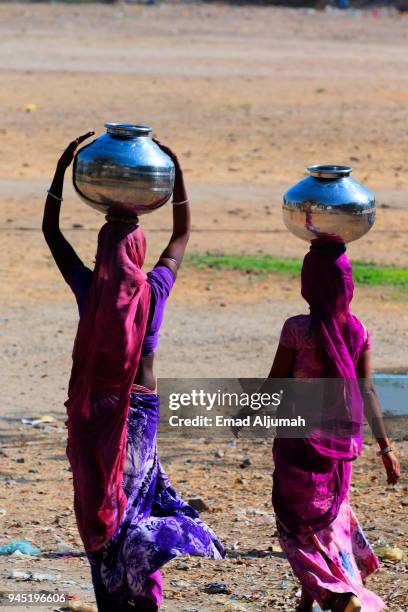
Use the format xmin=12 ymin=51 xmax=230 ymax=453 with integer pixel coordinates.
xmin=167 ymin=415 xmax=306 ymax=428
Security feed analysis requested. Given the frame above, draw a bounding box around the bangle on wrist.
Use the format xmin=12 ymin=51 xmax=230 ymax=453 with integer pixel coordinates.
xmin=47 ymin=189 xmax=64 ymax=202
xmin=172 ymin=199 xmax=189 ymax=206
xmin=377 ymin=446 xmax=393 ymax=456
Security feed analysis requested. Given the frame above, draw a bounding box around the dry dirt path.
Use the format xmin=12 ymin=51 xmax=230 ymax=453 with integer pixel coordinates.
xmin=0 ymin=4 xmax=407 ymax=611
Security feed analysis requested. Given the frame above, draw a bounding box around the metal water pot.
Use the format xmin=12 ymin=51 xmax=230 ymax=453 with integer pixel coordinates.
xmin=283 ymin=165 xmax=375 ymax=243
xmin=73 ymin=123 xmax=175 ymax=216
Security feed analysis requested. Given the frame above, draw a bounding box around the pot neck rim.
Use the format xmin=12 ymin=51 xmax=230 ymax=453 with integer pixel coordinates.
xmin=105 ymin=123 xmax=152 ymax=138
xmin=307 ymin=164 xmax=352 ymax=179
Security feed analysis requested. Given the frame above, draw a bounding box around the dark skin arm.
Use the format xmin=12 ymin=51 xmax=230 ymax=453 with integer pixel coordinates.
xmin=135 ymin=140 xmax=190 ymax=390
xmin=267 ymin=343 xmax=295 ymax=379
xmin=232 ymin=343 xmax=295 ymax=438
xmin=152 ymin=139 xmax=191 ymax=278
xmin=42 ymin=131 xmax=95 ymax=281
xmin=135 ymin=140 xmax=191 ymax=390
xmin=356 ymin=350 xmax=400 ymax=485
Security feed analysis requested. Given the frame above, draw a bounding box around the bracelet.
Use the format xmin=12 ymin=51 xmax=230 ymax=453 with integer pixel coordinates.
xmin=172 ymin=199 xmax=189 ymax=206
xmin=47 ymin=189 xmax=63 ymax=202
xmin=377 ymin=446 xmax=393 ymax=456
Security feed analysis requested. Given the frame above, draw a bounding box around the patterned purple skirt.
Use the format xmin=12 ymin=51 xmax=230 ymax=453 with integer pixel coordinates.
xmin=87 ymin=391 xmax=224 ymax=611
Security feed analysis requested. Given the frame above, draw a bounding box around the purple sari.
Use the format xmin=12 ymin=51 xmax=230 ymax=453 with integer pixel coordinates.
xmin=87 ymin=390 xmax=224 ymax=611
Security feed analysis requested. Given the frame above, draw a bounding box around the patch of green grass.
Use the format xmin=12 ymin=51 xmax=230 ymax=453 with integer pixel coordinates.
xmin=187 ymin=253 xmax=408 ymax=288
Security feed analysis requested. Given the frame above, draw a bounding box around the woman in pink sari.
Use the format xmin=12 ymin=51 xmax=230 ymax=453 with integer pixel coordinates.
xmin=268 ymin=241 xmax=400 ymax=612
xmin=43 ymin=132 xmax=224 ymax=611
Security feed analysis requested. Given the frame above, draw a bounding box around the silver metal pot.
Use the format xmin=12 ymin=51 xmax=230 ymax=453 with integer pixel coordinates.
xmin=73 ymin=123 xmax=175 ymax=216
xmin=283 ymin=165 xmax=375 ymax=243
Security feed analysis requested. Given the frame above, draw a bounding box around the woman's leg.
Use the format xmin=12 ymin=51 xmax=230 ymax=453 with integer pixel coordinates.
xmin=295 ymin=585 xmax=314 ymax=611
xmin=145 ymin=570 xmax=163 ymax=609
xmin=329 ymin=592 xmax=362 ymax=612
xmin=131 ymin=597 xmax=159 ymax=612
xmin=131 ymin=570 xmax=162 ymax=612
xmin=87 ymin=552 xmax=129 ymax=612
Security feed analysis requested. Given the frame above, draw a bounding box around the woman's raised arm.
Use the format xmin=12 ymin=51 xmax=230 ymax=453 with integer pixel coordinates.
xmin=42 ymin=132 xmax=94 ymax=283
xmin=153 ymin=139 xmax=191 ymax=278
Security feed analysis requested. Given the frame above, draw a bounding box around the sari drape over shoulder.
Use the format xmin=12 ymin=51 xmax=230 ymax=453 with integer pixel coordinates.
xmin=65 ymin=223 xmax=151 ymax=551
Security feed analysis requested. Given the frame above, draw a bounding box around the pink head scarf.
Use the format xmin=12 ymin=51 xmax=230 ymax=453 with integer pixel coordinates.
xmin=65 ymin=223 xmax=151 ymax=551
xmin=301 ymin=240 xmax=365 ymax=460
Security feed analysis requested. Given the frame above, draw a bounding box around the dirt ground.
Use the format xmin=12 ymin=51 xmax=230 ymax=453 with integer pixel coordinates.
xmin=0 ymin=3 xmax=407 ymax=611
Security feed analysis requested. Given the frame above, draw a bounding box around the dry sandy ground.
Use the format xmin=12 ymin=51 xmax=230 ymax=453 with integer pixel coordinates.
xmin=0 ymin=426 xmax=407 ymax=611
xmin=0 ymin=3 xmax=407 ymax=611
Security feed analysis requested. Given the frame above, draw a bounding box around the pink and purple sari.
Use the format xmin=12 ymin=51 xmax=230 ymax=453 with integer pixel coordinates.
xmin=272 ymin=242 xmax=384 ymax=611
xmin=65 ymin=223 xmax=224 ymax=611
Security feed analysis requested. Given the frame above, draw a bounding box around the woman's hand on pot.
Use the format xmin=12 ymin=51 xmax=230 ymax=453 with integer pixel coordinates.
xmin=153 ymin=138 xmax=180 ymax=170
xmin=57 ymin=131 xmax=95 ymax=171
